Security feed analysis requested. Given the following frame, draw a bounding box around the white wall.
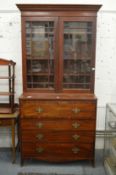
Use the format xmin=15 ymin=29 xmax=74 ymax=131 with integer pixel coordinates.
xmin=0 ymin=0 xmax=116 ymax=148
xmin=0 ymin=0 xmax=116 ymax=11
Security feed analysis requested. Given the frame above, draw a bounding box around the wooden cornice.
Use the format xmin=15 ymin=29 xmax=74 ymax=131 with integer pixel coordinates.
xmin=16 ymin=4 xmax=102 ymax=12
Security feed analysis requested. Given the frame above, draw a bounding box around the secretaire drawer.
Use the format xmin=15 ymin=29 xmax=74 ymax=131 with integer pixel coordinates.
xmin=20 ymin=100 xmax=96 ymax=119
xmin=20 ymin=119 xmax=95 ymax=131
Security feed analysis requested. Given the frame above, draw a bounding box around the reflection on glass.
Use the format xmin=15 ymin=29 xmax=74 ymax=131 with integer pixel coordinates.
xmin=63 ymin=21 xmax=92 ymax=89
xmin=26 ymin=21 xmax=55 ymax=89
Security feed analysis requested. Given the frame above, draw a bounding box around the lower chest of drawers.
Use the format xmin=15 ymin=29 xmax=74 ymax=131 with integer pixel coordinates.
xmin=19 ymin=98 xmax=96 ymax=163
xmin=20 ymin=120 xmax=95 ymax=162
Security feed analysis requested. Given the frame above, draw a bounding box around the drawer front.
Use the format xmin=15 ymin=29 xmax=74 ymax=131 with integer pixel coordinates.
xmin=20 ymin=100 xmax=96 ymax=119
xmin=22 ymin=131 xmax=95 ymax=143
xmin=0 ymin=119 xmax=12 ymax=126
xmin=21 ymin=143 xmax=94 ymax=161
xmin=20 ymin=119 xmax=96 ymax=131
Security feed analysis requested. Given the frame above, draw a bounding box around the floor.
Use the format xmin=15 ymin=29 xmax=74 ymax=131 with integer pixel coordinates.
xmin=0 ymin=149 xmax=106 ymax=175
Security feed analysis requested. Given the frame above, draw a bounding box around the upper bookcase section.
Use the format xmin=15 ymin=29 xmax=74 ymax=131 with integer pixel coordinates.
xmin=17 ymin=4 xmax=101 ymax=93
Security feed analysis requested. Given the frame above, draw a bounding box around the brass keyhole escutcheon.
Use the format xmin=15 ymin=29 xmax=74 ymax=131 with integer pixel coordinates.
xmin=72 ymin=134 xmax=80 ymax=140
xmin=36 ymin=147 xmax=44 ymax=153
xmin=72 ymin=122 xmax=80 ymax=129
xmin=36 ymin=122 xmax=43 ymax=128
xmin=36 ymin=134 xmax=44 ymax=140
xmin=72 ymin=147 xmax=80 ymax=154
xmin=36 ymin=107 xmax=43 ymax=113
xmin=72 ymin=108 xmax=80 ymax=114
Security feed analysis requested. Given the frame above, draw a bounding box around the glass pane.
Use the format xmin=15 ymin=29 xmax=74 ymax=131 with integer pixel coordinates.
xmin=26 ymin=21 xmax=55 ymax=89
xmin=63 ymin=22 xmax=92 ymax=89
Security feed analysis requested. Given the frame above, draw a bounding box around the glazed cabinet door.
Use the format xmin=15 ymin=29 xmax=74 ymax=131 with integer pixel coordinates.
xmin=22 ymin=17 xmax=58 ymax=92
xmin=59 ymin=17 xmax=96 ymax=93
xmin=22 ymin=16 xmax=96 ymax=93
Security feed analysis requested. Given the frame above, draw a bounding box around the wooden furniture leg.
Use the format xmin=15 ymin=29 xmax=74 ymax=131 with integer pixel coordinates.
xmin=11 ymin=119 xmax=15 ymax=163
xmin=0 ymin=110 xmax=19 ymax=163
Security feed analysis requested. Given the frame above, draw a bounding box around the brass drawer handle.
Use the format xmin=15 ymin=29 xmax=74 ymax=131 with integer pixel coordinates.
xmin=72 ymin=134 xmax=80 ymax=140
xmin=72 ymin=122 xmax=80 ymax=129
xmin=36 ymin=107 xmax=43 ymax=113
xmin=36 ymin=134 xmax=44 ymax=140
xmin=72 ymin=108 xmax=80 ymax=114
xmin=72 ymin=147 xmax=80 ymax=154
xmin=36 ymin=122 xmax=43 ymax=128
xmin=36 ymin=147 xmax=44 ymax=153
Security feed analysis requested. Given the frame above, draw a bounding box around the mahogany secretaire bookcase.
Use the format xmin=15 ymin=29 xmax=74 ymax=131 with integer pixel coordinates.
xmin=17 ymin=4 xmax=101 ymax=165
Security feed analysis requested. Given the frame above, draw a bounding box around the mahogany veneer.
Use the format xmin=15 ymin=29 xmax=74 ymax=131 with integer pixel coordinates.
xmin=17 ymin=4 xmax=101 ymax=165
